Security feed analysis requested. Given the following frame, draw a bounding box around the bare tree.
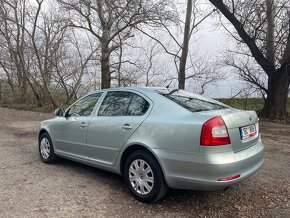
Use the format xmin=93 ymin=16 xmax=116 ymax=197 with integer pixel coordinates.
xmin=223 ymin=52 xmax=268 ymax=99
xmin=0 ymin=0 xmax=98 ymax=107
xmin=209 ymin=0 xmax=290 ymax=118
xmin=142 ymin=43 xmax=164 ymax=86
xmin=110 ymin=37 xmax=170 ymax=88
xmin=0 ymin=0 xmax=30 ymax=102
xmin=136 ymin=1 xmax=216 ymax=90
xmin=178 ymin=0 xmax=193 ymax=89
xmin=58 ymin=0 xmax=175 ymax=89
xmin=188 ymin=54 xmax=225 ymax=95
xmin=53 ymin=29 xmax=100 ymax=104
xmin=163 ymin=51 xmax=225 ymax=94
xmin=27 ymin=0 xmax=70 ymax=107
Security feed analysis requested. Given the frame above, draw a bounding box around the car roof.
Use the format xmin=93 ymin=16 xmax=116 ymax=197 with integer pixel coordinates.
xmin=95 ymin=87 xmax=228 ymax=107
xmin=91 ymin=86 xmax=169 ymax=95
xmin=98 ymin=86 xmax=166 ymax=91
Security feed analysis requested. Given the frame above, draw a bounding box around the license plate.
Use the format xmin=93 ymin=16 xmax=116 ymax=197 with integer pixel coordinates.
xmin=240 ymin=124 xmax=257 ymax=140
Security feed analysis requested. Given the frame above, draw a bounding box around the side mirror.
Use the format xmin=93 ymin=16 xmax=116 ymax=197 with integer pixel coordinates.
xmin=54 ymin=108 xmax=65 ymax=117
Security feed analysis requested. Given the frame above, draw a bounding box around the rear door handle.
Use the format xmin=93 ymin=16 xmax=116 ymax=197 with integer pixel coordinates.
xmin=80 ymin=122 xmax=87 ymax=128
xmin=122 ymin=124 xmax=133 ymax=130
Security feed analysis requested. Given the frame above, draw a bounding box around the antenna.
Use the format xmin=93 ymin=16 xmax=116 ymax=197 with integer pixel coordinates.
xmin=166 ymin=81 xmax=172 ymax=89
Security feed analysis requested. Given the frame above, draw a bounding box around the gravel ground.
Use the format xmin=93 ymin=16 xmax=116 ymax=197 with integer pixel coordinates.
xmin=0 ymin=107 xmax=289 ymax=218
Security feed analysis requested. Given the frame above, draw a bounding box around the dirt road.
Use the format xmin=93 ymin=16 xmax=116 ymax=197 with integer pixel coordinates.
xmin=0 ymin=107 xmax=289 ymax=217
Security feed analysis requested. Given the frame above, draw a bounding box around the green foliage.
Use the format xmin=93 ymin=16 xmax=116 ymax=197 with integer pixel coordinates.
xmin=217 ymin=98 xmax=290 ymax=113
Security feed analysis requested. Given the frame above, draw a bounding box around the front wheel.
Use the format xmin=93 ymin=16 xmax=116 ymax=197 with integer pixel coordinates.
xmin=39 ymin=132 xmax=58 ymax=163
xmin=124 ymin=150 xmax=167 ymax=203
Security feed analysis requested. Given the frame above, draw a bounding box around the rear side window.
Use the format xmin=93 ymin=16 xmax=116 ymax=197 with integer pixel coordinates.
xmin=128 ymin=94 xmax=149 ymax=115
xmin=161 ymin=90 xmax=227 ymax=112
xmin=98 ymin=91 xmax=149 ymax=116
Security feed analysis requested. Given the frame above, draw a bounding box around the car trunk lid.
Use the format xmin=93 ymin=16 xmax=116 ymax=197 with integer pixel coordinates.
xmin=200 ymin=108 xmax=259 ymax=152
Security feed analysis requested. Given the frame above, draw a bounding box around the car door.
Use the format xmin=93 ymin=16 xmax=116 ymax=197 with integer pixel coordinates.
xmin=86 ymin=91 xmax=151 ymax=166
xmin=52 ymin=92 xmax=103 ymax=160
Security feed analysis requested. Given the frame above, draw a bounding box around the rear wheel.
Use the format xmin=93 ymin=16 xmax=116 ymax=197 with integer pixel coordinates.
xmin=39 ymin=133 xmax=57 ymax=163
xmin=124 ymin=150 xmax=167 ymax=203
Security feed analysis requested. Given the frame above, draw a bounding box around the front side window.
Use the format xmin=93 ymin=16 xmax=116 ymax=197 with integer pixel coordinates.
xmin=67 ymin=92 xmax=102 ymax=117
xmin=98 ymin=91 xmax=149 ymax=116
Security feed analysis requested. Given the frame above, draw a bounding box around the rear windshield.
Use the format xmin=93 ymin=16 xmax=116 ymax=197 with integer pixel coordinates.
xmin=157 ymin=89 xmax=228 ymax=112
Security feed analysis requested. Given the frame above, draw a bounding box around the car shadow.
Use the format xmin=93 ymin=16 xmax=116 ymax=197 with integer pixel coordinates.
xmin=56 ymin=157 xmax=123 ymax=179
xmin=53 ymin=157 xmax=235 ymax=206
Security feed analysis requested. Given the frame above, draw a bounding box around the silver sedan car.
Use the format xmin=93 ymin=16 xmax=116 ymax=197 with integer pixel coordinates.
xmin=39 ymin=87 xmax=264 ymax=202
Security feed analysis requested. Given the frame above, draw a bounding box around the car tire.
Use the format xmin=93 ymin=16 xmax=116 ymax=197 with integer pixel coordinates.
xmin=124 ymin=150 xmax=168 ymax=203
xmin=39 ymin=132 xmax=58 ymax=163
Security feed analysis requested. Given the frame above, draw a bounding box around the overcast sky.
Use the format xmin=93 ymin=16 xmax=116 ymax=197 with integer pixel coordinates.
xmin=189 ymin=15 xmax=246 ymax=98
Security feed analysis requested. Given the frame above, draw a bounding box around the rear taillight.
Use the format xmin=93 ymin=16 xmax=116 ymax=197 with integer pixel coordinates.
xmin=200 ymin=116 xmax=231 ymax=146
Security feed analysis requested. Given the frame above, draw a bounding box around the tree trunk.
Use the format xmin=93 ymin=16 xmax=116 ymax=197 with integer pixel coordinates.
xmin=260 ymin=69 xmax=289 ymax=118
xmin=20 ymin=76 xmax=27 ymax=102
xmin=45 ymin=88 xmax=57 ymax=108
xmin=101 ymin=44 xmax=111 ymax=89
xmin=266 ymin=0 xmax=275 ymax=65
xmin=178 ymin=0 xmax=192 ymax=89
xmin=26 ymin=78 xmax=42 ymax=107
xmin=0 ymin=80 xmax=2 ymax=101
xmin=209 ymin=0 xmax=289 ymax=118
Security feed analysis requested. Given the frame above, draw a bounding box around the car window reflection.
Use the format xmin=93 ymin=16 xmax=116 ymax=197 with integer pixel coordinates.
xmin=67 ymin=92 xmax=102 ymax=117
xmin=98 ymin=91 xmax=149 ymax=116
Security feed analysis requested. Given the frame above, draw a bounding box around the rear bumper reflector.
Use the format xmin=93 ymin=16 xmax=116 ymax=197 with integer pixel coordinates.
xmin=217 ymin=174 xmax=241 ymax=182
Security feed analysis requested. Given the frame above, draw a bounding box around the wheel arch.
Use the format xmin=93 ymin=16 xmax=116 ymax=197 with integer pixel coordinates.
xmin=119 ymin=144 xmax=167 ymax=182
xmin=38 ymin=128 xmax=50 ymax=143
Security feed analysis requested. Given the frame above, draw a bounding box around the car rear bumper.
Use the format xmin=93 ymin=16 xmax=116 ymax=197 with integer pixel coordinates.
xmin=153 ymin=139 xmax=264 ymax=191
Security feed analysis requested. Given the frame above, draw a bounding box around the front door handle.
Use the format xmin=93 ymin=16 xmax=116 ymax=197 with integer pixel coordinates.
xmin=121 ymin=124 xmax=133 ymax=130
xmin=80 ymin=122 xmax=87 ymax=128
